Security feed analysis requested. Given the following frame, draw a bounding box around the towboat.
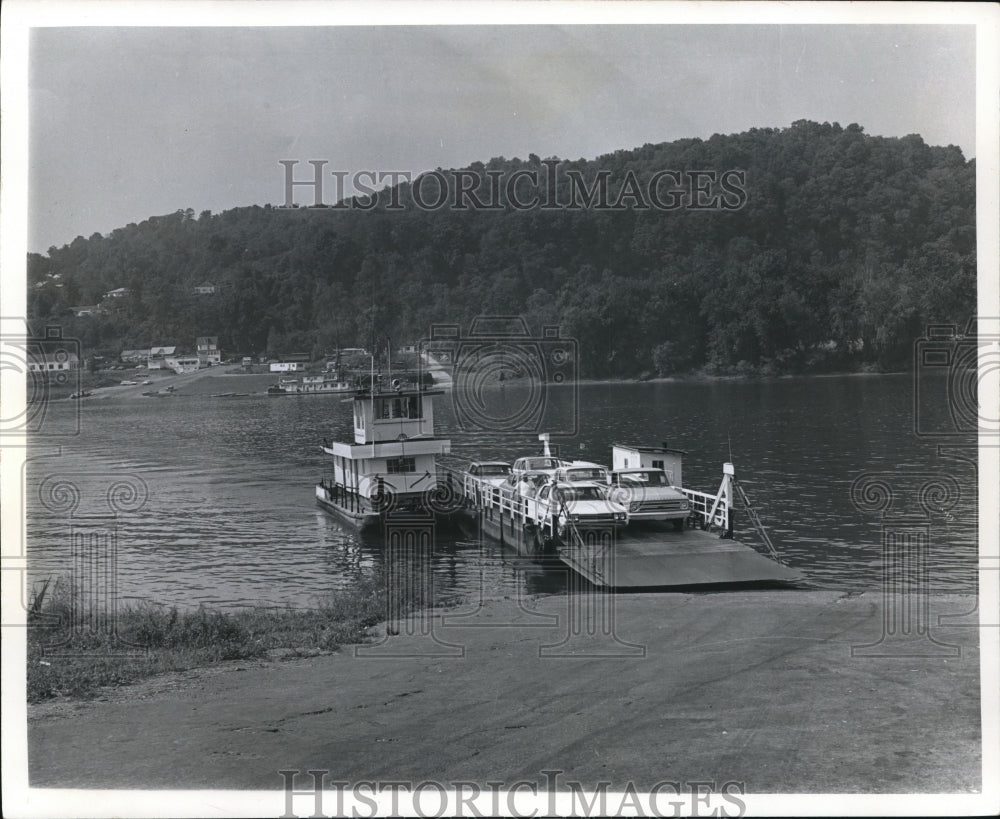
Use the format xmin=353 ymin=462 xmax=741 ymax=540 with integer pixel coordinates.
xmin=316 ymin=383 xmax=452 ymax=529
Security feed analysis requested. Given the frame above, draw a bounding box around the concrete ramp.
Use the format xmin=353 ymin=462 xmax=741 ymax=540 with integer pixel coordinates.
xmin=558 ymin=527 xmax=803 ymax=588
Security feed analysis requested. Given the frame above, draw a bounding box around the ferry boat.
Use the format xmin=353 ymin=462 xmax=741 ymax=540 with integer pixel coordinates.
xmin=269 ymin=373 xmax=355 ymax=395
xmin=457 ymin=435 xmax=803 ymax=589
xmin=316 ymin=382 xmax=452 ymax=529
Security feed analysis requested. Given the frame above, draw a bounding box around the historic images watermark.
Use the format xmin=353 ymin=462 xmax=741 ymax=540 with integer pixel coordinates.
xmin=424 ymin=316 xmax=578 ymax=437
xmin=24 ymin=472 xmax=150 ymax=658
xmin=913 ymin=317 xmax=1000 ymax=443
xmin=278 ymin=160 xmax=749 ymax=212
xmin=1 ymin=319 xmax=86 ymax=646
xmin=849 ymin=471 xmax=963 ymax=658
xmin=277 ymin=770 xmax=747 ymax=818
xmin=845 ymin=317 xmax=998 ymax=656
xmin=0 ymin=319 xmax=81 ymax=440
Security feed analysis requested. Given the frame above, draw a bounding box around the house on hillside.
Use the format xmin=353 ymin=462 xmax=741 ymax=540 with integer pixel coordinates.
xmin=102 ymin=287 xmax=131 ymax=300
xmin=147 ymin=346 xmax=177 ymax=370
xmin=70 ymin=305 xmax=103 ymax=317
xmin=196 ymin=336 xmax=221 ymax=366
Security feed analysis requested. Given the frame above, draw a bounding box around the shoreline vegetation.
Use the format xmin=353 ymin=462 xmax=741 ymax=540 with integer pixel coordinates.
xmin=39 ymin=361 xmax=908 ymax=402
xmin=26 ymin=571 xmax=450 ymax=703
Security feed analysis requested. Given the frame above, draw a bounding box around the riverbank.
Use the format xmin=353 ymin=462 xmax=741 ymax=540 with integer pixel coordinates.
xmin=28 ymin=589 xmax=983 ymax=793
xmin=26 ymin=570 xmax=437 ymax=702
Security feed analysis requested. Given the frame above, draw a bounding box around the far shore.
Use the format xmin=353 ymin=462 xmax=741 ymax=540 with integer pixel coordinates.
xmin=47 ymin=363 xmax=910 ymax=403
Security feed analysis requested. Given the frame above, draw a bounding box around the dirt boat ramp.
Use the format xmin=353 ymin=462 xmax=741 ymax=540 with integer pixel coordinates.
xmin=28 ymin=590 xmax=983 ymax=796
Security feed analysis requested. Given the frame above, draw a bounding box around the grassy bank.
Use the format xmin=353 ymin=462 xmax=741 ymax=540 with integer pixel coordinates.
xmin=27 ymin=571 xmax=441 ymax=703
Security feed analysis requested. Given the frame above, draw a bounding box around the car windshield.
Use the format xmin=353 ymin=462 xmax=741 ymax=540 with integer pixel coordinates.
xmin=566 ymin=468 xmax=606 ymax=482
xmin=480 ymin=465 xmax=511 ymax=476
xmin=620 ymin=470 xmax=669 ymax=486
xmin=555 ymin=486 xmax=605 ymax=502
xmin=524 ymin=457 xmax=560 ymax=470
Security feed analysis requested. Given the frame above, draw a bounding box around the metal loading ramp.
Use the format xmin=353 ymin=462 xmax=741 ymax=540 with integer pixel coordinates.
xmin=558 ymin=527 xmax=804 ymax=588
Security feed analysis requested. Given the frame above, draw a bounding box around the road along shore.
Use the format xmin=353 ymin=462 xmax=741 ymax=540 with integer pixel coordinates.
xmin=28 ymin=590 xmax=982 ymax=793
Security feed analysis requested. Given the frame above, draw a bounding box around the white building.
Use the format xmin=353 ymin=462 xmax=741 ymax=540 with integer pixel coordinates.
xmin=27 ymin=350 xmax=79 ymax=374
xmin=196 ymin=336 xmax=221 ymax=366
xmin=166 ymin=355 xmax=200 ymax=374
xmin=612 ymin=443 xmax=686 ymax=488
xmin=147 ymin=346 xmax=177 ymax=370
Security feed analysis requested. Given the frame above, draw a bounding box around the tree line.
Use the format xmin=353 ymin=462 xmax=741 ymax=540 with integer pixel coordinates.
xmin=28 ymin=120 xmax=975 ymax=377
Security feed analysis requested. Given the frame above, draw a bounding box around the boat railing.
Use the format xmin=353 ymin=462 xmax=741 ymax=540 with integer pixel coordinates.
xmin=679 ymin=486 xmax=730 ymax=531
xmin=458 ymin=470 xmax=559 ymax=533
xmin=457 ymin=463 xmax=736 ymax=538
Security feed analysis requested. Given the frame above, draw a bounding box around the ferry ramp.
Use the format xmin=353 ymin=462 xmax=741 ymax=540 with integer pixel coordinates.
xmin=559 ymin=526 xmax=804 ymax=588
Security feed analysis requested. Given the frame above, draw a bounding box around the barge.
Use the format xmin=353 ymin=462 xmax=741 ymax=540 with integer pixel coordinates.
xmin=457 ymin=436 xmax=803 ymax=589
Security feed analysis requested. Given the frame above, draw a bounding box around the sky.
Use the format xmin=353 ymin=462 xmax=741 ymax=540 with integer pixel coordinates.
xmin=27 ymin=23 xmax=976 ymax=253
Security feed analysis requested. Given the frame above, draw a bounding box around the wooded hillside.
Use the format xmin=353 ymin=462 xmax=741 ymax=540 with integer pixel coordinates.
xmin=28 ymin=120 xmax=975 ymax=377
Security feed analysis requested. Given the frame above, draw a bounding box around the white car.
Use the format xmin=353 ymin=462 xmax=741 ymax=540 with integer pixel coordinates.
xmin=533 ymin=481 xmax=628 ymax=535
xmin=466 ymin=461 xmax=512 ymax=487
xmin=609 ymin=468 xmax=690 ymax=530
xmin=554 ymin=461 xmax=609 ymax=486
xmin=511 ymin=456 xmax=566 ymax=479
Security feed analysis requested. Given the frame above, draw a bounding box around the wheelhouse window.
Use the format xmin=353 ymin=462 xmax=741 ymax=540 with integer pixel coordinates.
xmin=386 ymin=457 xmax=416 ymax=474
xmin=374 ymin=395 xmax=423 ymax=420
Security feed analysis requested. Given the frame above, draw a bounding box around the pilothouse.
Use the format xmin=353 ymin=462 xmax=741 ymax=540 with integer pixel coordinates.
xmin=316 ymin=382 xmax=451 ymax=528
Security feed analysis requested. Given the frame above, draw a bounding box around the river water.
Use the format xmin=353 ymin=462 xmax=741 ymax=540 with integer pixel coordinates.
xmin=24 ymin=374 xmax=978 ymax=608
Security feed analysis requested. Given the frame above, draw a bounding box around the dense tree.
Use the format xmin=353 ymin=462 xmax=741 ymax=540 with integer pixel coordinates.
xmin=28 ymin=122 xmax=975 ymax=376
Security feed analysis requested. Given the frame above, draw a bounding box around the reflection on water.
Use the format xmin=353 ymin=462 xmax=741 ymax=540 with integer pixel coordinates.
xmin=25 ymin=374 xmax=977 ymax=609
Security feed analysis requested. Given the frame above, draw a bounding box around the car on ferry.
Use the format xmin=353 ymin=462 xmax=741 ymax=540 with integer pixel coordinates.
xmin=532 ymin=481 xmax=628 ymax=535
xmin=554 ymin=461 xmax=609 ymax=486
xmin=466 ymin=461 xmax=513 ymax=487
xmin=511 ymin=456 xmax=566 ymax=479
xmin=609 ymin=468 xmax=690 ymax=530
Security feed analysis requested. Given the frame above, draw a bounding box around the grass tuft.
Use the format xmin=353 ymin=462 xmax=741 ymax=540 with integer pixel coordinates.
xmin=27 ymin=569 xmax=442 ymax=703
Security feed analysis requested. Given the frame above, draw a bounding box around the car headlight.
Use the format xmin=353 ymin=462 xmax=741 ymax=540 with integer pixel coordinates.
xmin=570 ymin=515 xmax=580 ymax=522
xmin=614 ymin=513 xmax=626 ymax=521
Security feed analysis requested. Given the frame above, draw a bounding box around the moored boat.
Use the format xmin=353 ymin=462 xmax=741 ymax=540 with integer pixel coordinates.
xmin=315 ymin=383 xmax=452 ymax=529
